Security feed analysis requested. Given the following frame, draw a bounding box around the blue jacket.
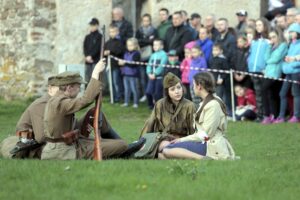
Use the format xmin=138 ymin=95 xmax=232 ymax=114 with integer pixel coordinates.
xmin=282 ymin=40 xmax=300 ymax=74
xmin=122 ymin=50 xmax=140 ymax=77
xmin=146 ymin=50 xmax=168 ymax=78
xmin=189 ymin=56 xmax=207 ymax=83
xmin=248 ymin=38 xmax=269 ymax=72
xmin=264 ymin=43 xmax=288 ymax=78
xmin=196 ymin=38 xmax=213 ymax=63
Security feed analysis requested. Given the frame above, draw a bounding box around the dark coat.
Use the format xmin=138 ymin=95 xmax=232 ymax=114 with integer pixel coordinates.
xmin=83 ymin=30 xmax=102 ymax=64
xmin=112 ymin=19 xmax=134 ymax=44
xmin=209 ymin=55 xmax=230 ymax=82
xmin=215 ymin=32 xmax=236 ymax=67
xmin=164 ymin=24 xmax=194 ymax=60
xmin=135 ymin=26 xmax=157 ymax=48
xmin=104 ymin=37 xmax=126 ymax=70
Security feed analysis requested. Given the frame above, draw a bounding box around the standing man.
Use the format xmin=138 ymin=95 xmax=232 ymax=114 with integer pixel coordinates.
xmin=235 ymin=9 xmax=248 ymax=35
xmin=165 ymin=11 xmax=194 ymax=61
xmin=205 ymin=14 xmax=219 ymax=42
xmin=190 ymin=13 xmax=202 ymax=39
xmin=111 ymin=7 xmax=134 ymax=44
xmin=215 ymin=18 xmax=237 ymax=116
xmin=157 ymin=8 xmax=172 ymax=42
xmin=83 ymin=18 xmax=102 ymax=83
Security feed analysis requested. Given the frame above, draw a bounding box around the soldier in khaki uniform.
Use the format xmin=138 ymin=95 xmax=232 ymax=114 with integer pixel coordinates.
xmin=1 ymin=76 xmax=59 ymax=159
xmin=142 ymin=72 xmax=196 ymax=138
xmin=41 ymin=59 xmax=128 ymax=160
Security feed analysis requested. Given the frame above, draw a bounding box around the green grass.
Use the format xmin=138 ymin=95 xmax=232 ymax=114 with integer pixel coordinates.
xmin=0 ymin=98 xmax=300 ymax=200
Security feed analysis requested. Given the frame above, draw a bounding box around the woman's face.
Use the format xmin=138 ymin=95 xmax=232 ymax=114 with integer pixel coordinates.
xmin=269 ymin=32 xmax=279 ymax=45
xmin=256 ymin=20 xmax=264 ymax=34
xmin=168 ymin=82 xmax=183 ymax=102
xmin=199 ymin=28 xmax=208 ymax=40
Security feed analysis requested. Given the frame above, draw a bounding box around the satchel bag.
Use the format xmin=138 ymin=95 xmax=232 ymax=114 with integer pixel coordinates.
xmin=134 ymin=103 xmax=183 ymax=159
xmin=140 ymin=45 xmax=153 ymax=61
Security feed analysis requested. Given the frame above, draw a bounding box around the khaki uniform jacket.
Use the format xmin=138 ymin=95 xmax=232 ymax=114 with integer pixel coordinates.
xmin=42 ymin=78 xmax=102 ymax=160
xmin=142 ymin=98 xmax=196 ymax=137
xmin=16 ymin=94 xmax=50 ymax=143
xmin=44 ymin=79 xmax=101 ymax=139
xmin=180 ymin=99 xmax=236 ymax=160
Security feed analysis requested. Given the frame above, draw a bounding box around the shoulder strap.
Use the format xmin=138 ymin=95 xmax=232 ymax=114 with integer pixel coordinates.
xmin=162 ymin=102 xmax=184 ymax=134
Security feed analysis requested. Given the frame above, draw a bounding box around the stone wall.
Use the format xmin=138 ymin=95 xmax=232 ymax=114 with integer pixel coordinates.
xmin=0 ymin=0 xmax=56 ymax=100
xmin=0 ymin=0 xmax=112 ymax=100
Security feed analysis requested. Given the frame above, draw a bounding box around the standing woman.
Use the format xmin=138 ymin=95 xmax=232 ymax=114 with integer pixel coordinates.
xmin=136 ymin=13 xmax=158 ymax=102
xmin=248 ymin=18 xmax=270 ymax=122
xmin=141 ymin=72 xmax=196 ymax=143
xmin=160 ymin=72 xmax=236 ymax=160
xmin=196 ymin=27 xmax=214 ymax=63
xmin=274 ymin=23 xmax=300 ymax=123
xmin=261 ymin=28 xmax=288 ymax=124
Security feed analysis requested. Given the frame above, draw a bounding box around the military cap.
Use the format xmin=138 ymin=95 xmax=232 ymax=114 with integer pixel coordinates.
xmin=47 ymin=75 xmax=57 ymax=86
xmin=54 ymin=71 xmax=87 ymax=86
xmin=163 ymin=72 xmax=181 ymax=89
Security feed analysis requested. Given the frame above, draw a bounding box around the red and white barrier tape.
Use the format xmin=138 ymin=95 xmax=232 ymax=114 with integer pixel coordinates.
xmin=109 ymin=56 xmax=300 ymax=85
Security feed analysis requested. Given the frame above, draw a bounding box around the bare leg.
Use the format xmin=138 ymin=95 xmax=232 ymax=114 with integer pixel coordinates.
xmin=158 ymin=140 xmax=171 ymax=152
xmin=158 ymin=153 xmax=167 ymax=160
xmin=162 ymin=148 xmax=204 ymax=160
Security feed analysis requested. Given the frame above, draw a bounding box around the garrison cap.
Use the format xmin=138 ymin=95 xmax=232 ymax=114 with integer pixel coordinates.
xmin=54 ymin=71 xmax=87 ymax=86
xmin=163 ymin=72 xmax=181 ymax=89
xmin=47 ymin=75 xmax=57 ymax=86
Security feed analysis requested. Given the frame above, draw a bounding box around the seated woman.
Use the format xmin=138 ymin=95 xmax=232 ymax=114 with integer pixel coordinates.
xmin=141 ymin=72 xmax=196 ymax=148
xmin=159 ymin=72 xmax=236 ymax=160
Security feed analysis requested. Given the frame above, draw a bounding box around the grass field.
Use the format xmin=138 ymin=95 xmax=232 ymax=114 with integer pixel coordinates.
xmin=0 ymin=98 xmax=300 ymax=200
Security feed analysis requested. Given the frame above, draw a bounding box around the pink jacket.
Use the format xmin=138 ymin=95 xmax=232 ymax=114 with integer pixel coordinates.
xmin=180 ymin=58 xmax=192 ymax=84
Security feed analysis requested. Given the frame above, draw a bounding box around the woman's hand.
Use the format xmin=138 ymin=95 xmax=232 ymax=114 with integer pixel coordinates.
xmin=118 ymin=60 xmax=126 ymax=66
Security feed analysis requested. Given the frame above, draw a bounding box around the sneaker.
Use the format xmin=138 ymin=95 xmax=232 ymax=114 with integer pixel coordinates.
xmin=273 ymin=117 xmax=285 ymax=124
xmin=288 ymin=116 xmax=300 ymax=123
xmin=121 ymin=103 xmax=128 ymax=107
xmin=261 ymin=115 xmax=274 ymax=125
xmin=139 ymin=95 xmax=147 ymax=102
xmin=132 ymin=104 xmax=138 ymax=108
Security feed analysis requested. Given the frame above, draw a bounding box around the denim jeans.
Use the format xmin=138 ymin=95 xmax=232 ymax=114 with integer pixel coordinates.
xmin=251 ymin=75 xmax=264 ymax=119
xmin=215 ymin=79 xmax=232 ymax=116
xmin=111 ymin=68 xmax=124 ymax=102
xmin=145 ymin=78 xmax=163 ymax=109
xmin=139 ymin=66 xmax=148 ymax=96
xmin=123 ymin=76 xmax=139 ymax=105
xmin=279 ymin=73 xmax=300 ymax=118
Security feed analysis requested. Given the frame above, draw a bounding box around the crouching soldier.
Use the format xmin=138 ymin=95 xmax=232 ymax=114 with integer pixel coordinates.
xmin=41 ymin=59 xmax=130 ymax=160
xmin=0 ymin=76 xmax=59 ymax=159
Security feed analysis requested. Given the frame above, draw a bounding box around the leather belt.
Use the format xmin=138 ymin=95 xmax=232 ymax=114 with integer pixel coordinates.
xmin=45 ymin=137 xmax=65 ymax=143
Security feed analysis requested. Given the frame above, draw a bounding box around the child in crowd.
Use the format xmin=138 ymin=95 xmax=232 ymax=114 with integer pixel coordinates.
xmin=261 ymin=28 xmax=288 ymax=124
xmin=274 ymin=23 xmax=300 ymax=123
xmin=245 ymin=26 xmax=256 ymax=45
xmin=234 ymin=85 xmax=257 ymax=121
xmin=164 ymin=50 xmax=181 ymax=78
xmin=145 ymin=39 xmax=168 ymax=109
xmin=118 ymin=38 xmax=141 ymax=108
xmin=180 ymin=41 xmax=195 ymax=100
xmin=234 ymin=35 xmax=253 ymax=89
xmin=189 ymin=45 xmax=207 ymax=106
xmin=209 ymin=43 xmax=231 ymax=115
xmin=104 ymin=24 xmax=126 ymax=103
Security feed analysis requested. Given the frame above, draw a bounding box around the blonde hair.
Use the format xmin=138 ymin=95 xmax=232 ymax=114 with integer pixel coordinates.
xmin=126 ymin=38 xmax=140 ymax=51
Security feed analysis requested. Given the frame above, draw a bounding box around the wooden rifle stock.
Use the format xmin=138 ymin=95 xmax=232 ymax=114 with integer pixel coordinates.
xmin=93 ymin=25 xmax=106 ymax=161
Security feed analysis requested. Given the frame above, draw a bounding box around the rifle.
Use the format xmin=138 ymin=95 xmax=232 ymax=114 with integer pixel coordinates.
xmin=93 ymin=25 xmax=106 ymax=161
